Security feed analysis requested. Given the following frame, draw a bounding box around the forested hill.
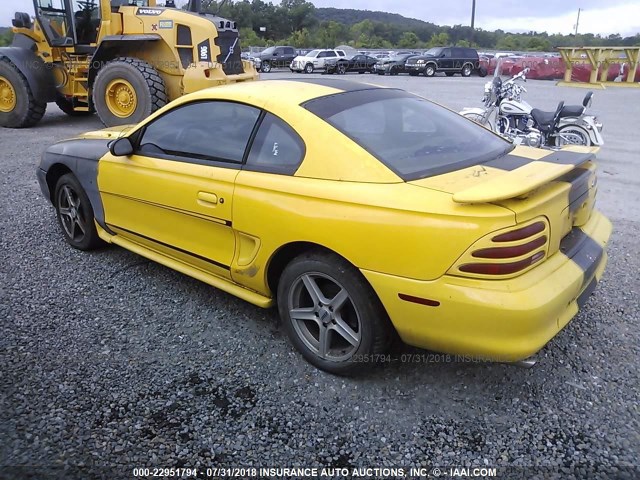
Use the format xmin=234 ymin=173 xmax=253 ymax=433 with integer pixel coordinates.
xmin=315 ymin=7 xmax=437 ymax=29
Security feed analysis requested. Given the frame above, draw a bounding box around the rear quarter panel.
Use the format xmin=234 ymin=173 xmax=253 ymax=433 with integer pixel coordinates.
xmin=230 ymin=174 xmax=516 ymax=295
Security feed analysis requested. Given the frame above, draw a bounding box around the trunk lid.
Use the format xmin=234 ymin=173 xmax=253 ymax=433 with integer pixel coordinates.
xmin=410 ymin=145 xmax=599 ymax=255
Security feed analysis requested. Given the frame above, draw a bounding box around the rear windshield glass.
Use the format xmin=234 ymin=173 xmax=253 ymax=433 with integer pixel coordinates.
xmin=303 ymin=89 xmax=513 ymax=181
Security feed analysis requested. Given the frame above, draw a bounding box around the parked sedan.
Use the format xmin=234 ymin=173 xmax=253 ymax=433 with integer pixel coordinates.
xmin=324 ymin=54 xmax=378 ymax=74
xmin=37 ymin=79 xmax=611 ymax=375
xmin=374 ymin=54 xmax=419 ymax=75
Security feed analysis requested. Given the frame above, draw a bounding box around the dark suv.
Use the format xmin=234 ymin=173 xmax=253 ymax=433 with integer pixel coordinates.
xmin=257 ymin=46 xmax=297 ymax=73
xmin=405 ymin=47 xmax=480 ymax=77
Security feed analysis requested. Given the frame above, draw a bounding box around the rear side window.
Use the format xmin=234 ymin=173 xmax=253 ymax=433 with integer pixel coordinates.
xmin=304 ymin=89 xmax=512 ymax=181
xmin=245 ymin=113 xmax=305 ymax=175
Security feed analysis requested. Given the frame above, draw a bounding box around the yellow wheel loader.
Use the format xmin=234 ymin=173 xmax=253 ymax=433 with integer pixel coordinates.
xmin=0 ymin=0 xmax=257 ymax=128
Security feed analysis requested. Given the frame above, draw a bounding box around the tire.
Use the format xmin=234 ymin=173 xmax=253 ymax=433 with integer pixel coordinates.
xmin=478 ymin=66 xmax=488 ymax=77
xmin=445 ymin=72 xmax=455 ymax=77
xmin=277 ymin=251 xmax=393 ymax=375
xmin=0 ymin=57 xmax=47 ymax=128
xmin=54 ymin=173 xmax=105 ymax=251
xmin=337 ymin=64 xmax=346 ymax=75
xmin=461 ymin=64 xmax=472 ymax=77
xmin=424 ymin=64 xmax=436 ymax=77
xmin=261 ymin=61 xmax=271 ymax=73
xmin=93 ymin=57 xmax=167 ymax=127
xmin=55 ymin=95 xmax=94 ymax=116
xmin=304 ymin=63 xmax=314 ymax=74
xmin=555 ymin=125 xmax=591 ymax=147
xmin=462 ymin=111 xmax=490 ymax=128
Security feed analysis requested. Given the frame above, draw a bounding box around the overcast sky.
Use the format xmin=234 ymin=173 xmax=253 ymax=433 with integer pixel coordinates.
xmin=3 ymin=0 xmax=639 ymax=36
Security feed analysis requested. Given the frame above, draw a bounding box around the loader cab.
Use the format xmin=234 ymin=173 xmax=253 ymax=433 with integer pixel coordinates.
xmin=32 ymin=0 xmax=102 ymax=49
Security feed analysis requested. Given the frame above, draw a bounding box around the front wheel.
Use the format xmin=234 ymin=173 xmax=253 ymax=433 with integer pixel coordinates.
xmin=304 ymin=63 xmax=314 ymax=74
xmin=555 ymin=125 xmax=591 ymax=147
xmin=93 ymin=57 xmax=167 ymax=126
xmin=277 ymin=251 xmax=392 ymax=375
xmin=424 ymin=65 xmax=436 ymax=77
xmin=261 ymin=61 xmax=272 ymax=73
xmin=337 ymin=64 xmax=346 ymax=75
xmin=54 ymin=174 xmax=105 ymax=251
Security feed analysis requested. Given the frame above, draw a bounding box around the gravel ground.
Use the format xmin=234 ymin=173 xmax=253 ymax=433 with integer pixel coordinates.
xmin=1 ymin=73 xmax=639 ymax=479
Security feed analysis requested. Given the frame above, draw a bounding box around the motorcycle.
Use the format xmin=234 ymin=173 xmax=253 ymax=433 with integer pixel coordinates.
xmin=460 ymin=67 xmax=604 ymax=149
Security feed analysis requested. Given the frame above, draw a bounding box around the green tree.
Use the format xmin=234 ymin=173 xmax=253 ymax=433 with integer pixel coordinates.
xmin=239 ymin=27 xmax=266 ymax=47
xmin=398 ymin=31 xmax=419 ymax=48
xmin=426 ymin=32 xmax=449 ymax=48
xmin=0 ymin=30 xmax=14 ymax=47
xmin=280 ymin=0 xmax=316 ymax=33
xmin=496 ymin=34 xmax=521 ymax=50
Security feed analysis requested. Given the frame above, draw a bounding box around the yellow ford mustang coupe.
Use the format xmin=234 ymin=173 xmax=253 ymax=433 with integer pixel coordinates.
xmin=37 ymin=79 xmax=611 ymax=374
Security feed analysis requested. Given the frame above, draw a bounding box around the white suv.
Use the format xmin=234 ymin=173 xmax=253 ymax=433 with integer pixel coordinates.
xmin=290 ymin=49 xmax=346 ymax=73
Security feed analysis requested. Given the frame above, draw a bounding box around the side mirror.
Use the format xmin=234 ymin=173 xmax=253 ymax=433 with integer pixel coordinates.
xmin=108 ymin=137 xmax=134 ymax=157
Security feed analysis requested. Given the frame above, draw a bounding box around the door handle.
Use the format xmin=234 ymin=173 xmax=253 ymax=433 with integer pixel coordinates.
xmin=197 ymin=191 xmax=218 ymax=205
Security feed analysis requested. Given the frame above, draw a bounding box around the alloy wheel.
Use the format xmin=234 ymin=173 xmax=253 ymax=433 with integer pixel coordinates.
xmin=57 ymin=184 xmax=88 ymax=243
xmin=287 ymin=272 xmax=362 ymax=362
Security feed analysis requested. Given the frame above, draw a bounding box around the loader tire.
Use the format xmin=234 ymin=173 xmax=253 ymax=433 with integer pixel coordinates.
xmin=93 ymin=57 xmax=167 ymax=126
xmin=0 ymin=57 xmax=47 ymax=128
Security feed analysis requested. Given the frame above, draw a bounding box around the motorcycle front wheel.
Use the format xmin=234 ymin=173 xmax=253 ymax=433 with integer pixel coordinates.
xmin=554 ymin=125 xmax=591 ymax=147
xmin=462 ymin=112 xmax=493 ymax=130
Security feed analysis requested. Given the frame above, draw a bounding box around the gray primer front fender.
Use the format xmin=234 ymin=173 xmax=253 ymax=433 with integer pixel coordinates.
xmin=39 ymin=139 xmax=111 ymax=229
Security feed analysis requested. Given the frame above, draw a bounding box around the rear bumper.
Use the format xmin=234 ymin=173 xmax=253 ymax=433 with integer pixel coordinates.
xmin=362 ymin=210 xmax=612 ymax=361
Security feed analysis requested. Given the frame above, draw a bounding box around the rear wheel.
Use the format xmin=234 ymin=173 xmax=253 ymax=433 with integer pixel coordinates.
xmin=93 ymin=57 xmax=167 ymax=126
xmin=461 ymin=64 xmax=472 ymax=77
xmin=277 ymin=251 xmax=392 ymax=375
xmin=304 ymin=63 xmax=314 ymax=74
xmin=555 ymin=125 xmax=591 ymax=147
xmin=54 ymin=173 xmax=104 ymax=251
xmin=424 ymin=64 xmax=436 ymax=77
xmin=0 ymin=58 xmax=47 ymax=128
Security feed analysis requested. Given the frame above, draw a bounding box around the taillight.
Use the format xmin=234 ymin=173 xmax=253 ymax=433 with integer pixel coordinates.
xmin=455 ymin=219 xmax=549 ymax=278
xmin=492 ymin=221 xmax=545 ymax=242
xmin=459 ymin=251 xmax=545 ymax=275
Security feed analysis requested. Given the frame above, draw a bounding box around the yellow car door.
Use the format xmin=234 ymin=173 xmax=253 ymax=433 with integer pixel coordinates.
xmin=98 ymin=100 xmax=262 ymax=279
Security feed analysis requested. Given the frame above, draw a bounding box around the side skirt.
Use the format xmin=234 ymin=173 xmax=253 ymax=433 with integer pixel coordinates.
xmin=95 ymin=223 xmax=273 ymax=309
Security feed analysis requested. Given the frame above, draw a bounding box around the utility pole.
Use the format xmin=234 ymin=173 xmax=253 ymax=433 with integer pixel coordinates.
xmin=471 ymin=0 xmax=476 ymax=30
xmin=574 ymin=8 xmax=581 ymax=36
xmin=470 ymin=0 xmax=476 ymax=44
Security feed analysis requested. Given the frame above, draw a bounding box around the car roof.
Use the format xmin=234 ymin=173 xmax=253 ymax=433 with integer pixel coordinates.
xmin=193 ymin=78 xmax=385 ymax=106
xmin=164 ymin=79 xmax=400 ymax=183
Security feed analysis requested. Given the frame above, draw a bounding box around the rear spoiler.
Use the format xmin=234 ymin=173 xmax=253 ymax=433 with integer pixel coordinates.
xmin=453 ymin=147 xmax=597 ymax=204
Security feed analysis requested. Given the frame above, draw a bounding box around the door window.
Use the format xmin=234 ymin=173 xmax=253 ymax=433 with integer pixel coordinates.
xmin=245 ymin=114 xmax=305 ymax=174
xmin=72 ymin=0 xmax=100 ymax=44
xmin=35 ymin=0 xmax=73 ymax=46
xmin=136 ymin=101 xmax=261 ymax=164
